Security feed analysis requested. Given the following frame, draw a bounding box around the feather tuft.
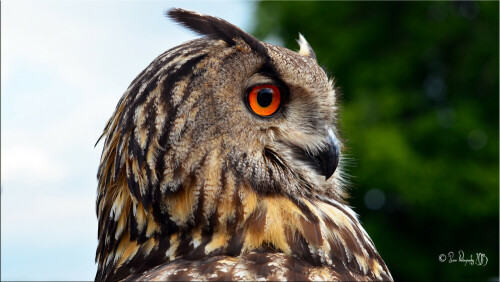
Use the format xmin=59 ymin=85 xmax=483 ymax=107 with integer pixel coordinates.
xmin=166 ymin=8 xmax=268 ymax=57
xmin=297 ymin=33 xmax=317 ymax=60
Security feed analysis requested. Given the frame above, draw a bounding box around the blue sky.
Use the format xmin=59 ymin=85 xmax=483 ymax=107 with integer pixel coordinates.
xmin=1 ymin=1 xmax=253 ymax=280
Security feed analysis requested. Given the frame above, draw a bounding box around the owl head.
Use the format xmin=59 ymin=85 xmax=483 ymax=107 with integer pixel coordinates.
xmin=95 ymin=8 xmax=390 ymax=281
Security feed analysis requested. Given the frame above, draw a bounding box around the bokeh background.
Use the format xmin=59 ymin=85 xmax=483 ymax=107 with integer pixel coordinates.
xmin=252 ymin=1 xmax=499 ymax=280
xmin=1 ymin=1 xmax=498 ymax=281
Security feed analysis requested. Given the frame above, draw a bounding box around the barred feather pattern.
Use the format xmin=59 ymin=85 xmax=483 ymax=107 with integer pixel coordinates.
xmin=95 ymin=8 xmax=392 ymax=281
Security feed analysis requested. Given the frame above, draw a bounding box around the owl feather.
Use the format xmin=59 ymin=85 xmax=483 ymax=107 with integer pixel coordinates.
xmin=95 ymin=8 xmax=392 ymax=281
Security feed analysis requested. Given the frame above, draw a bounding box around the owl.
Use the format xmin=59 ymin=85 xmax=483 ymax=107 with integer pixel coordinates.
xmin=95 ymin=8 xmax=392 ymax=281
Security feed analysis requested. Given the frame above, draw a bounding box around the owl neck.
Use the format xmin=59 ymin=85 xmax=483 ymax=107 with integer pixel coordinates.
xmin=96 ymin=178 xmax=391 ymax=280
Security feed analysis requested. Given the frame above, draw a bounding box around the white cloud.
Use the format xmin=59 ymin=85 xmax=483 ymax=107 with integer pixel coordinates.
xmin=2 ymin=191 xmax=96 ymax=240
xmin=1 ymin=145 xmax=67 ymax=185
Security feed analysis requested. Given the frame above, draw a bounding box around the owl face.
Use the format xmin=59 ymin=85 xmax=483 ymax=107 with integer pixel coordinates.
xmin=95 ymin=8 xmax=391 ymax=281
xmin=166 ymin=38 xmax=342 ymax=201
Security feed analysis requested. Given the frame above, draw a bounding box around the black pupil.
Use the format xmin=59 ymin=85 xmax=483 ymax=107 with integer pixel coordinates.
xmin=257 ymin=88 xmax=274 ymax=108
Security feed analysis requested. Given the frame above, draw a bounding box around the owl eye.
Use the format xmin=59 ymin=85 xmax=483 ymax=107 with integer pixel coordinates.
xmin=248 ymin=84 xmax=282 ymax=117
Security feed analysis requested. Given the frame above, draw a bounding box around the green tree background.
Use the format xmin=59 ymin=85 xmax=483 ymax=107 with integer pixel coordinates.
xmin=253 ymin=1 xmax=498 ymax=280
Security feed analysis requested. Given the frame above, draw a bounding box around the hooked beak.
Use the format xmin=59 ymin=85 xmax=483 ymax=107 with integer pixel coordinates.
xmin=303 ymin=128 xmax=340 ymax=180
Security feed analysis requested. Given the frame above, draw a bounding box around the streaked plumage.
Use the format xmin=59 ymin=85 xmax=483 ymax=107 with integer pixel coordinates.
xmin=95 ymin=8 xmax=392 ymax=281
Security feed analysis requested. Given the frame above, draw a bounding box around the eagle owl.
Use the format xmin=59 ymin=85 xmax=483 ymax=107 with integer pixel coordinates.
xmin=95 ymin=8 xmax=392 ymax=281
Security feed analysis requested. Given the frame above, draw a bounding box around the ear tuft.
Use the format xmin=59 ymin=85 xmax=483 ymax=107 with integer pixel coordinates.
xmin=167 ymin=8 xmax=268 ymax=57
xmin=297 ymin=33 xmax=317 ymax=60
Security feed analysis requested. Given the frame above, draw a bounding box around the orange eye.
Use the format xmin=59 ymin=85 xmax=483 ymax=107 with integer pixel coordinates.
xmin=248 ymin=84 xmax=281 ymax=117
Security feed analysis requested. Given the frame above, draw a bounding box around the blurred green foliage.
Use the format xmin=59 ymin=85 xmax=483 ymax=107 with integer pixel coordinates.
xmin=253 ymin=1 xmax=498 ymax=280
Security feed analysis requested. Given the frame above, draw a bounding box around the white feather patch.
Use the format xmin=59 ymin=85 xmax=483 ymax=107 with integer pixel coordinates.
xmin=297 ymin=33 xmax=312 ymax=57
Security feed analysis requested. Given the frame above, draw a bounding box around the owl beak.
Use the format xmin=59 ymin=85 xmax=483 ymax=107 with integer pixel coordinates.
xmin=287 ymin=128 xmax=340 ymax=181
xmin=310 ymin=128 xmax=340 ymax=181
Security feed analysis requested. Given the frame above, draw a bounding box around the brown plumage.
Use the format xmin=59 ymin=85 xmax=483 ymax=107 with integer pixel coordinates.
xmin=95 ymin=8 xmax=392 ymax=281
